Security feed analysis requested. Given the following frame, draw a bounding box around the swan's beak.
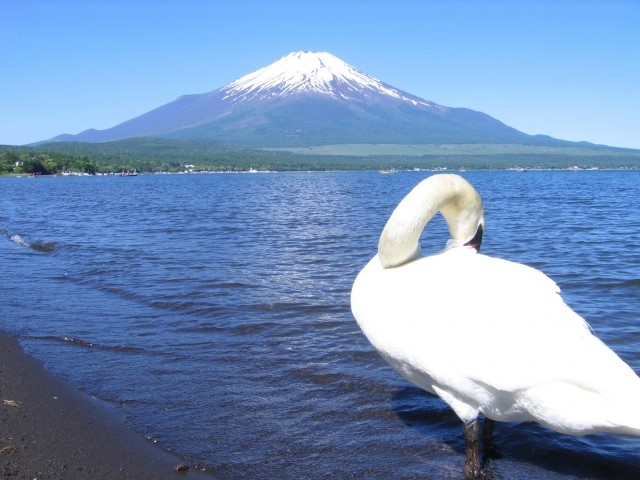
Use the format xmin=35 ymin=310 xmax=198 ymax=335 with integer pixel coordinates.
xmin=464 ymin=225 xmax=483 ymax=252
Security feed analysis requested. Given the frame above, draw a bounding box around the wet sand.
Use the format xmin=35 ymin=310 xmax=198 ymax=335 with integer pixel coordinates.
xmin=0 ymin=333 xmax=214 ymax=479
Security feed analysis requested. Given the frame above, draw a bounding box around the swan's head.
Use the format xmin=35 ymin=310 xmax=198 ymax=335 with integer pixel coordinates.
xmin=378 ymin=174 xmax=485 ymax=268
xmin=463 ymin=223 xmax=484 ymax=251
xmin=440 ymin=187 xmax=485 ymax=251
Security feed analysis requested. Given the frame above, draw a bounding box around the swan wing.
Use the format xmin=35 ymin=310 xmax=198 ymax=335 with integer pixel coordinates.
xmin=351 ymin=248 xmax=640 ymax=430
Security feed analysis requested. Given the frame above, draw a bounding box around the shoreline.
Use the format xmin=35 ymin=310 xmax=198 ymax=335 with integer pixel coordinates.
xmin=2 ymin=166 xmax=640 ymax=179
xmin=0 ymin=332 xmax=214 ymax=479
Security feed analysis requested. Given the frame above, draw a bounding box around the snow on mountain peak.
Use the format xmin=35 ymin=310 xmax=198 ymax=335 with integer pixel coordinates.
xmin=221 ymin=51 xmax=431 ymax=107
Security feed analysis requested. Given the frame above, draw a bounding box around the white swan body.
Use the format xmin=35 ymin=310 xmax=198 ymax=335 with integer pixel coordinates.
xmin=351 ymin=174 xmax=640 ymax=469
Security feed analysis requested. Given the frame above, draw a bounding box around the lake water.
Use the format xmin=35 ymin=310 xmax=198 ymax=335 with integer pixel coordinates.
xmin=1 ymin=170 xmax=639 ymax=479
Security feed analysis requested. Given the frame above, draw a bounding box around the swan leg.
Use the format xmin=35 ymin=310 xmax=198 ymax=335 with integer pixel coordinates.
xmin=483 ymin=418 xmax=495 ymax=443
xmin=482 ymin=418 xmax=500 ymax=460
xmin=463 ymin=419 xmax=483 ymax=479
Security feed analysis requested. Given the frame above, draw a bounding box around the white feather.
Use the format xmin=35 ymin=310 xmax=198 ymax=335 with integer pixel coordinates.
xmin=351 ymin=174 xmax=640 ymax=437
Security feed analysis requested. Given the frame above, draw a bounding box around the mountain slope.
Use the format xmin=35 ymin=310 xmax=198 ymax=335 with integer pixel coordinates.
xmin=49 ymin=51 xmax=572 ymax=147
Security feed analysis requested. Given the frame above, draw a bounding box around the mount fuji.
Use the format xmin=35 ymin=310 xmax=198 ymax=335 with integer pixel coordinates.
xmin=49 ymin=51 xmax=565 ymax=147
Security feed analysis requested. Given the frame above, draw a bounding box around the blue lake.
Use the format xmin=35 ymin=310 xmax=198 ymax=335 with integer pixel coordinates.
xmin=1 ymin=170 xmax=639 ymax=479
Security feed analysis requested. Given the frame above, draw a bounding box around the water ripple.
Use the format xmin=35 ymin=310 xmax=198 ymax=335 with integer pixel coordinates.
xmin=1 ymin=171 xmax=639 ymax=480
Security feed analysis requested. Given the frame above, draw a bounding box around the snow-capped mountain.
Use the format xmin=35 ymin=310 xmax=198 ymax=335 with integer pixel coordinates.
xmin=221 ymin=51 xmax=431 ymax=107
xmin=48 ymin=51 xmax=552 ymax=147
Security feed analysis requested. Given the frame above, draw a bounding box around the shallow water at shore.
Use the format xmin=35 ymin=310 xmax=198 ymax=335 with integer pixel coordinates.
xmin=1 ymin=170 xmax=639 ymax=478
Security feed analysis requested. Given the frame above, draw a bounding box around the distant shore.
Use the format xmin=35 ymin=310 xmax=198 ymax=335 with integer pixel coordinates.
xmin=0 ymin=332 xmax=214 ymax=479
xmin=2 ymin=164 xmax=640 ymax=180
xmin=3 ymin=139 xmax=640 ymax=175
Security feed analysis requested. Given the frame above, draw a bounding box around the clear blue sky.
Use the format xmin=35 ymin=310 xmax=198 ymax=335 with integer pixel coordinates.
xmin=3 ymin=0 xmax=639 ymax=148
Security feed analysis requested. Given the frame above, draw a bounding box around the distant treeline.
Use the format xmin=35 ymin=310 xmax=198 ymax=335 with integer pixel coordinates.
xmin=2 ymin=137 xmax=640 ymax=175
xmin=0 ymin=148 xmax=100 ymax=175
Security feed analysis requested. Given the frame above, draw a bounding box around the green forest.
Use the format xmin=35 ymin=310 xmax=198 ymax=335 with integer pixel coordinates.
xmin=0 ymin=148 xmax=100 ymax=175
xmin=2 ymin=137 xmax=640 ymax=175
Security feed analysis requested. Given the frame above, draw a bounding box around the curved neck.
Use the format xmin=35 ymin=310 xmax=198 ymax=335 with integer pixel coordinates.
xmin=378 ymin=174 xmax=484 ymax=268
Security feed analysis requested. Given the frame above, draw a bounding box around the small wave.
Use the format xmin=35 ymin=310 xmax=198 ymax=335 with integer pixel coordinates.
xmin=175 ymin=325 xmax=227 ymax=334
xmin=23 ymin=335 xmax=143 ymax=353
xmin=229 ymin=323 xmax=273 ymax=335
xmin=592 ymin=278 xmax=640 ymax=290
xmin=9 ymin=233 xmax=29 ymax=247
xmin=62 ymin=336 xmax=95 ymax=347
xmin=4 ymin=232 xmax=56 ymax=252
xmin=204 ymin=281 xmax=252 ymax=289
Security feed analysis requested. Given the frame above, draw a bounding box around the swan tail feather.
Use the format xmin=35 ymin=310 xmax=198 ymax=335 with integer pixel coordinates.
xmin=523 ymin=383 xmax=640 ymax=437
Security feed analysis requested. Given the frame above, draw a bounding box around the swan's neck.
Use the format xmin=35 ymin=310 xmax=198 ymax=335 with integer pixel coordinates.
xmin=378 ymin=174 xmax=485 ymax=268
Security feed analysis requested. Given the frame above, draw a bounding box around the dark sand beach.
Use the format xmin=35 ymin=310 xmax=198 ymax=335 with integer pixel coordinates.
xmin=0 ymin=333 xmax=213 ymax=479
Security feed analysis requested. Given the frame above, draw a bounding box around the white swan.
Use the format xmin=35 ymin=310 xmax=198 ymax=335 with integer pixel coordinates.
xmin=351 ymin=174 xmax=640 ymax=478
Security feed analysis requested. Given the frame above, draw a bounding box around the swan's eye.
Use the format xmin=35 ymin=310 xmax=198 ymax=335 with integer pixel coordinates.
xmin=465 ymin=225 xmax=483 ymax=251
